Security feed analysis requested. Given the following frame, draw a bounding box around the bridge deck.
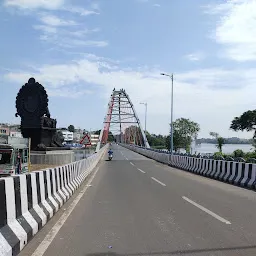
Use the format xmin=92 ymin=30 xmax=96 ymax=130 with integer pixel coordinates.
xmin=20 ymin=144 xmax=256 ymax=256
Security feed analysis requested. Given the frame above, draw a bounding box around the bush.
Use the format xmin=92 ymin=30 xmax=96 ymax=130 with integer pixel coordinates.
xmin=244 ymin=151 xmax=256 ymax=159
xmin=213 ymin=152 xmax=224 ymax=159
xmin=233 ymin=149 xmax=244 ymax=158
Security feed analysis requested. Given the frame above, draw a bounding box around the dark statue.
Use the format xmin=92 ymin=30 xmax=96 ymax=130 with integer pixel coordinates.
xmin=15 ymin=78 xmax=64 ymax=150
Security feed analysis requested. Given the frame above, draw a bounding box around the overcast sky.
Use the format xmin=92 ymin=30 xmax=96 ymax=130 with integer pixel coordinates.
xmin=0 ymin=0 xmax=255 ymax=138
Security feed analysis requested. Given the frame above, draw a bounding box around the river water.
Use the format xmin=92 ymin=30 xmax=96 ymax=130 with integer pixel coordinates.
xmin=193 ymin=143 xmax=254 ymax=154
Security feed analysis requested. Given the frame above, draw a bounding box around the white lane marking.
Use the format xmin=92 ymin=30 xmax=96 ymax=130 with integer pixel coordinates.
xmin=138 ymin=168 xmax=145 ymax=174
xmin=125 ymin=157 xmax=129 ymax=160
xmin=151 ymin=177 xmax=166 ymax=187
xmin=31 ymin=167 xmax=100 ymax=256
xmin=182 ymin=196 xmax=231 ymax=225
xmin=130 ymin=162 xmax=135 ymax=166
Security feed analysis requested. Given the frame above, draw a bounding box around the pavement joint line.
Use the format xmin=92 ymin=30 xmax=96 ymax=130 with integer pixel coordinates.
xmin=130 ymin=162 xmax=135 ymax=166
xmin=151 ymin=177 xmax=166 ymax=187
xmin=138 ymin=168 xmax=146 ymax=174
xmin=31 ymin=166 xmax=101 ymax=256
xmin=182 ymin=196 xmax=231 ymax=225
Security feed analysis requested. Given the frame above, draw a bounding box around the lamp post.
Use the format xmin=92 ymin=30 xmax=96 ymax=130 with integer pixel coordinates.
xmin=140 ymin=102 xmax=147 ymax=133
xmin=160 ymin=73 xmax=174 ymax=154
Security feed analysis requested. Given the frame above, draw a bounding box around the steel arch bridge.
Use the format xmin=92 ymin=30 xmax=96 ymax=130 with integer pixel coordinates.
xmin=96 ymin=89 xmax=150 ymax=151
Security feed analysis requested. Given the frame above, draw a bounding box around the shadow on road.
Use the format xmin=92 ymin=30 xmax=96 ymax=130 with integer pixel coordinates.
xmin=86 ymin=244 xmax=256 ymax=255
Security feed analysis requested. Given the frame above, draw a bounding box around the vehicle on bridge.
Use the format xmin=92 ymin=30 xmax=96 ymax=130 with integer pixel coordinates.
xmin=0 ymin=136 xmax=30 ymax=176
xmin=108 ymin=148 xmax=113 ymax=161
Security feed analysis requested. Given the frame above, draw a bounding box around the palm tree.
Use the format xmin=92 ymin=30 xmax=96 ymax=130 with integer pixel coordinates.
xmin=210 ymin=132 xmax=225 ymax=153
xmin=216 ymin=136 xmax=225 ymax=153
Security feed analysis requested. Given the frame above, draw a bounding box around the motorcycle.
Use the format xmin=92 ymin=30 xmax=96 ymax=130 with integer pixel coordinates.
xmin=108 ymin=154 xmax=113 ymax=161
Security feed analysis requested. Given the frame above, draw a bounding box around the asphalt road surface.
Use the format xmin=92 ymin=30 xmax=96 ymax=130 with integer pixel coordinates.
xmin=20 ymin=144 xmax=256 ymax=256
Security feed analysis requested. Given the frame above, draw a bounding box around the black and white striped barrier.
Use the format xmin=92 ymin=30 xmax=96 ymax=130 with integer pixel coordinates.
xmin=0 ymin=145 xmax=107 ymax=256
xmin=121 ymin=144 xmax=256 ymax=190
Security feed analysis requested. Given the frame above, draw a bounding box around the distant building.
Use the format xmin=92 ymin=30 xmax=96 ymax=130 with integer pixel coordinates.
xmin=61 ymin=130 xmax=73 ymax=142
xmin=0 ymin=124 xmax=22 ymax=138
xmin=0 ymin=124 xmax=10 ymax=136
xmin=9 ymin=124 xmax=20 ymax=132
xmin=90 ymin=134 xmax=99 ymax=146
xmin=10 ymin=131 xmax=22 ymax=138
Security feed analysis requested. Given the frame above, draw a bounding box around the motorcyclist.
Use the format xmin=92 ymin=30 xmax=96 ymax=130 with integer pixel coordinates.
xmin=108 ymin=149 xmax=113 ymax=156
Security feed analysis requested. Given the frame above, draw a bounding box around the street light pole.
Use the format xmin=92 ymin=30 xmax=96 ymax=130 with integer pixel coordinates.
xmin=161 ymin=73 xmax=174 ymax=154
xmin=140 ymin=102 xmax=147 ymax=133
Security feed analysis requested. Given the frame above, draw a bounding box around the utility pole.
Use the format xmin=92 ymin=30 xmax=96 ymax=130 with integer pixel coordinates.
xmin=140 ymin=102 xmax=147 ymax=133
xmin=161 ymin=73 xmax=174 ymax=154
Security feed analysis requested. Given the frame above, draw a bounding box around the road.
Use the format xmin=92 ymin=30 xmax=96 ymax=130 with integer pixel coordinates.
xmin=20 ymin=144 xmax=256 ymax=256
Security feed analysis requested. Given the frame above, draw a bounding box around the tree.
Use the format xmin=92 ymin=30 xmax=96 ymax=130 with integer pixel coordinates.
xmin=108 ymin=131 xmax=115 ymax=142
xmin=94 ymin=130 xmax=101 ymax=135
xmin=166 ymin=130 xmax=187 ymax=151
xmin=230 ymin=110 xmax=256 ymax=147
xmin=216 ymin=137 xmax=225 ymax=153
xmin=166 ymin=118 xmax=200 ymax=152
xmin=68 ymin=125 xmax=75 ymax=132
xmin=233 ymin=149 xmax=244 ymax=158
xmin=146 ymin=132 xmax=166 ymax=148
xmin=210 ymin=132 xmax=225 ymax=153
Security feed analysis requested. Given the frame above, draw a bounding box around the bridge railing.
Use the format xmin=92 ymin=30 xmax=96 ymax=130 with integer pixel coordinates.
xmin=123 ymin=144 xmax=256 ymax=163
xmin=120 ymin=143 xmax=256 ymax=191
xmin=0 ymin=145 xmax=108 ymax=256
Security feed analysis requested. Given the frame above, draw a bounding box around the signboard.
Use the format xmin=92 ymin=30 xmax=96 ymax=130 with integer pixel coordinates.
xmin=79 ymin=133 xmax=92 ymax=146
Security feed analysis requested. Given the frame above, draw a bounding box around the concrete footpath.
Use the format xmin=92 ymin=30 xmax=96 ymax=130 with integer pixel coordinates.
xmin=20 ymin=144 xmax=256 ymax=256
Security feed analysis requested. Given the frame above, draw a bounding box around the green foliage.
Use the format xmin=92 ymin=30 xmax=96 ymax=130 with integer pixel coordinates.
xmin=68 ymin=125 xmax=75 ymax=132
xmin=230 ymin=110 xmax=256 ymax=133
xmin=108 ymin=131 xmax=115 ymax=142
xmin=233 ymin=149 xmax=245 ymax=158
xmin=146 ymin=132 xmax=166 ymax=148
xmin=165 ymin=135 xmax=170 ymax=151
xmin=216 ymin=149 xmax=256 ymax=162
xmin=166 ymin=118 xmax=200 ymax=152
xmin=166 ymin=131 xmax=186 ymax=151
xmin=245 ymin=151 xmax=256 ymax=159
xmin=210 ymin=131 xmax=225 ymax=153
xmin=94 ymin=130 xmax=101 ymax=135
xmin=173 ymin=118 xmax=200 ymax=138
xmin=230 ymin=110 xmax=256 ymax=149
xmin=213 ymin=152 xmax=224 ymax=159
xmin=216 ymin=137 xmax=225 ymax=153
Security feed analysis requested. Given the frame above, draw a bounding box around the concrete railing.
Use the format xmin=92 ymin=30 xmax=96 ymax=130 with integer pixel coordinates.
xmin=121 ymin=144 xmax=256 ymax=190
xmin=30 ymin=150 xmax=75 ymax=165
xmin=31 ymin=149 xmax=96 ymax=165
xmin=0 ymin=145 xmax=107 ymax=256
